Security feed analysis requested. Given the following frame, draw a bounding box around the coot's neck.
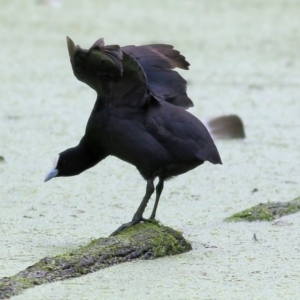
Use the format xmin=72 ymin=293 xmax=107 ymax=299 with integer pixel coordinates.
xmin=76 ymin=137 xmax=107 ymax=172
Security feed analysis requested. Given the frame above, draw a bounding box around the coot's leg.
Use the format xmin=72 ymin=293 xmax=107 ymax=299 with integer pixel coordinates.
xmin=110 ymin=179 xmax=154 ymax=236
xmin=149 ymin=177 xmax=164 ymax=220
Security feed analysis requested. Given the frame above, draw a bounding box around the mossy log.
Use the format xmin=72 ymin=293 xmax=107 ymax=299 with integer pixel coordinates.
xmin=225 ymin=196 xmax=300 ymax=222
xmin=0 ymin=222 xmax=191 ymax=299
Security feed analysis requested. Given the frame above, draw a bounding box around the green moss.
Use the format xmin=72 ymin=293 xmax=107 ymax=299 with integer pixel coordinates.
xmin=225 ymin=197 xmax=300 ymax=222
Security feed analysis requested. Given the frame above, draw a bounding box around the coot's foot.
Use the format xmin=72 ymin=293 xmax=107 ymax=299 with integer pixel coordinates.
xmin=110 ymin=218 xmax=155 ymax=236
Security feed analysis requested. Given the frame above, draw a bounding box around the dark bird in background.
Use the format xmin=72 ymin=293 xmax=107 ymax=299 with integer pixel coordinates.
xmin=204 ymin=114 xmax=246 ymax=140
xmin=45 ymin=37 xmax=222 ymax=236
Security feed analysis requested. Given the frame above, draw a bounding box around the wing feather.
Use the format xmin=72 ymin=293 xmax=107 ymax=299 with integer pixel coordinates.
xmin=122 ymin=44 xmax=193 ymax=108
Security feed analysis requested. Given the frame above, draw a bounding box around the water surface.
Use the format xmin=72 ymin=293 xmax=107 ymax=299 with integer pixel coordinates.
xmin=1 ymin=0 xmax=300 ymax=299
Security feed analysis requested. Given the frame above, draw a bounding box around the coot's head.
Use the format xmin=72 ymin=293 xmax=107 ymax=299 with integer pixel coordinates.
xmin=44 ymin=147 xmax=91 ymax=182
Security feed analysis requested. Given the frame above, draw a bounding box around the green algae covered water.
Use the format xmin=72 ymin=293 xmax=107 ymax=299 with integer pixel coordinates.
xmin=1 ymin=0 xmax=300 ymax=299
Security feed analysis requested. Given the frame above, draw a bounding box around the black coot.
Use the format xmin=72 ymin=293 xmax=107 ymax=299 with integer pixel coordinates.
xmin=45 ymin=37 xmax=222 ymax=235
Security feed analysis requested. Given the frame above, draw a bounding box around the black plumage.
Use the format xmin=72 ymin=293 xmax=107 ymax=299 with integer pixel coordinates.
xmin=45 ymin=37 xmax=222 ymax=235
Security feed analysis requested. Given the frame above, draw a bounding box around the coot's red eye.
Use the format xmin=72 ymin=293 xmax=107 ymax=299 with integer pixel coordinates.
xmin=59 ymin=159 xmax=66 ymax=167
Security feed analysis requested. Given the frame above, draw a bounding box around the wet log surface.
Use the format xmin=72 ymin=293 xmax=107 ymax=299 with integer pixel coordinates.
xmin=225 ymin=197 xmax=300 ymax=222
xmin=0 ymin=223 xmax=192 ymax=299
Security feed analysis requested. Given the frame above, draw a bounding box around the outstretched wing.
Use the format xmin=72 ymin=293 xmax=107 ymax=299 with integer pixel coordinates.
xmin=122 ymin=44 xmax=193 ymax=108
xmin=67 ymin=36 xmax=148 ymax=108
xmin=110 ymin=51 xmax=148 ymax=108
xmin=67 ymin=37 xmax=192 ymax=109
xmin=67 ymin=36 xmax=122 ymax=92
